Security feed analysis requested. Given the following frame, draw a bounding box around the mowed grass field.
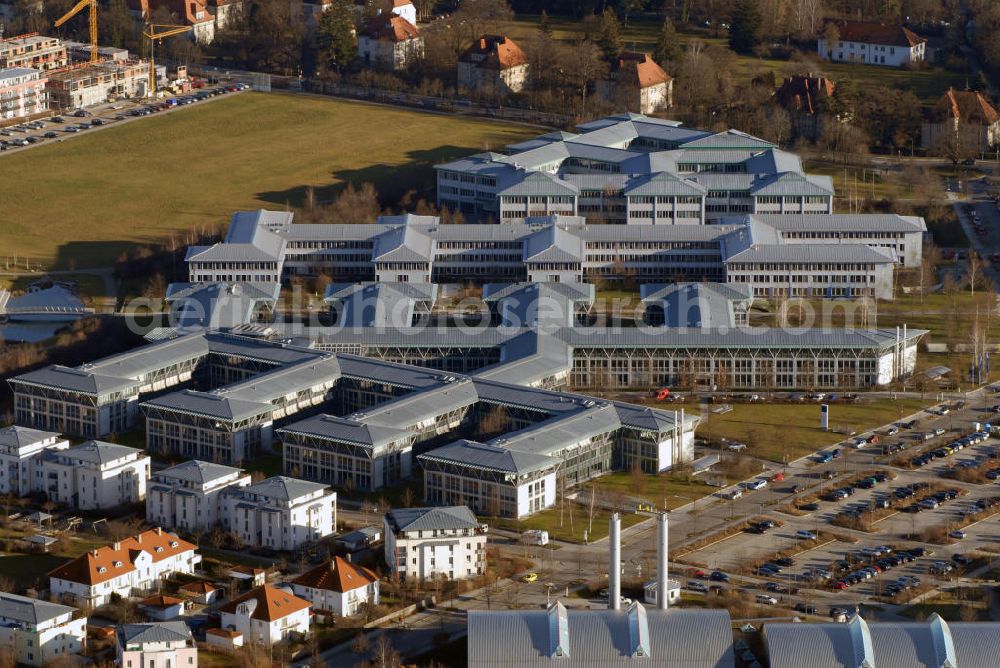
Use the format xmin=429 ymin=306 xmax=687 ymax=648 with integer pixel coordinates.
xmin=0 ymin=92 xmax=536 ymax=269
xmin=696 ymin=398 xmax=933 ymax=462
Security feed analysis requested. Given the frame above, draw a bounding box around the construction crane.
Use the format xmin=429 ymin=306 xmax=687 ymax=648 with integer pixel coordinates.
xmin=54 ymin=0 xmax=98 ymax=64
xmin=143 ymin=24 xmax=192 ymax=97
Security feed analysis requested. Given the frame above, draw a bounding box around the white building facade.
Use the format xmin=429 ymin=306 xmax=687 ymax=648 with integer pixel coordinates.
xmin=116 ymin=622 xmax=197 ymax=668
xmin=40 ymin=441 xmax=149 ymax=510
xmin=0 ymin=592 xmax=86 ymax=667
xmin=818 ymin=21 xmax=925 ymax=67
xmin=218 ymin=585 xmax=310 ymax=645
xmin=220 ymin=476 xmax=336 ymax=550
xmin=146 ymin=460 xmax=251 ymax=533
xmin=291 ymin=556 xmax=380 ymax=617
xmin=49 ymin=528 xmax=200 ymax=607
xmin=384 ymin=506 xmax=488 ymax=580
xmin=0 ymin=67 xmax=47 ymax=119
xmin=0 ymin=426 xmax=69 ymax=497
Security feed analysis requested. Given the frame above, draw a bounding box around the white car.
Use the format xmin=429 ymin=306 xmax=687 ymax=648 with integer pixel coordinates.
xmin=727 ymin=442 xmax=748 ymax=451
xmin=885 ymin=426 xmax=899 ymax=436
xmin=795 ymin=530 xmax=818 ymax=540
xmin=756 ymin=594 xmax=778 ymax=605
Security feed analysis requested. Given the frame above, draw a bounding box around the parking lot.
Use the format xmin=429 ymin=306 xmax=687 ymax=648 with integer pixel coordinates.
xmin=0 ymin=83 xmax=248 ymax=154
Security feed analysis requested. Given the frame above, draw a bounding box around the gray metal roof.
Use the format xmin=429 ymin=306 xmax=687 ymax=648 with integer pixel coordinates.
xmin=0 ymin=425 xmax=60 ymax=449
xmin=681 ymin=129 xmax=775 ymax=150
xmin=386 ymin=505 xmax=480 ymax=533
xmin=467 ymin=605 xmax=734 ymax=666
xmin=763 ymin=614 xmax=999 ymax=668
xmin=724 ymin=243 xmax=893 ymax=264
xmin=9 ymin=364 xmax=138 ymax=396
xmin=142 ymin=389 xmax=272 ymax=422
xmin=350 ymin=377 xmax=479 ymax=429
xmin=741 ymin=213 xmax=928 ymax=233
xmin=241 ymin=475 xmax=328 ymax=501
xmin=155 ymin=459 xmax=245 ymax=485
xmin=418 ymin=439 xmax=560 ymax=476
xmin=371 ymin=225 xmax=434 ymax=263
xmin=492 ymin=403 xmax=621 ymax=457
xmin=59 ymin=440 xmax=142 ymax=466
xmin=497 ymin=171 xmax=579 ymax=197
xmin=324 ymin=282 xmax=437 ymax=328
xmin=0 ymin=67 xmax=40 ymax=80
xmin=278 ymin=414 xmax=413 ymax=449
xmin=641 ymin=282 xmax=753 ymax=328
xmin=483 ymin=282 xmax=594 ymax=329
xmin=117 ymin=622 xmax=192 ymax=646
xmin=523 ymin=226 xmax=583 ymax=264
xmin=165 ymin=282 xmax=280 ymax=331
xmin=0 ymin=592 xmax=76 ymax=626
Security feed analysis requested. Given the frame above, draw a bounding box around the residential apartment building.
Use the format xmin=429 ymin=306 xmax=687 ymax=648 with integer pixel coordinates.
xmin=49 ymin=528 xmax=200 ymax=607
xmin=384 ymin=506 xmax=487 ymax=580
xmin=116 ymin=622 xmax=197 ymax=668
xmin=0 ymin=67 xmax=46 ymax=119
xmin=291 ymin=556 xmax=380 ymax=617
xmin=0 ymin=35 xmax=67 ymax=71
xmin=40 ymin=441 xmax=150 ymax=510
xmin=923 ymin=88 xmax=1000 ymax=152
xmin=597 ymin=52 xmax=672 ymax=114
xmin=0 ymin=426 xmax=69 ymax=497
xmin=146 ymin=460 xmax=251 ymax=533
xmin=358 ymin=13 xmax=423 ymax=70
xmin=457 ymin=34 xmax=528 ymax=95
xmin=46 ymin=60 xmax=150 ymax=109
xmin=218 ymin=585 xmax=311 ymax=645
xmin=219 ymin=476 xmax=337 ymax=550
xmin=0 ymin=592 xmax=86 ymax=667
xmin=818 ymin=20 xmax=925 ymax=67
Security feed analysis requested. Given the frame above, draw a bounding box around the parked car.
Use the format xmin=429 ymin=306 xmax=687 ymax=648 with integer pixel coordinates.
xmin=795 ymin=530 xmax=818 ymax=540
xmin=687 ymin=581 xmax=709 ymax=593
xmin=755 ymin=594 xmax=778 ymax=605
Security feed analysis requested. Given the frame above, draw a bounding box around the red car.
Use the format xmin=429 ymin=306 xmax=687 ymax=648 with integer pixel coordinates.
xmin=834 ymin=580 xmax=848 ymax=590
xmin=690 ymin=569 xmax=707 ymax=578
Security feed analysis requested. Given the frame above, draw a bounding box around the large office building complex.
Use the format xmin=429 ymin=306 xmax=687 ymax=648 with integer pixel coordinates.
xmin=186 ymin=209 xmax=923 ymax=299
xmin=434 ymin=113 xmax=835 ymax=224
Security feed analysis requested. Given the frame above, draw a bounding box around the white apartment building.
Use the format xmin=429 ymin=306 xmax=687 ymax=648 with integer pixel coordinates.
xmin=818 ymin=20 xmax=925 ymax=68
xmin=0 ymin=592 xmax=86 ymax=667
xmin=146 ymin=460 xmax=251 ymax=533
xmin=0 ymin=426 xmax=69 ymax=497
xmin=291 ymin=555 xmax=380 ymax=617
xmin=40 ymin=441 xmax=150 ymax=510
xmin=384 ymin=506 xmax=487 ymax=581
xmin=218 ymin=585 xmax=310 ymax=645
xmin=0 ymin=67 xmax=47 ymax=120
xmin=49 ymin=528 xmax=200 ymax=607
xmin=116 ymin=622 xmax=197 ymax=668
xmin=220 ymin=476 xmax=336 ymax=551
xmin=358 ymin=13 xmax=423 ymax=70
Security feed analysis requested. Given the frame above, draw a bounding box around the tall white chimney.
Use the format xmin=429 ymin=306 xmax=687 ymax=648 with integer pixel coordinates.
xmin=656 ymin=512 xmax=669 ymax=609
xmin=609 ymin=512 xmax=622 ymax=611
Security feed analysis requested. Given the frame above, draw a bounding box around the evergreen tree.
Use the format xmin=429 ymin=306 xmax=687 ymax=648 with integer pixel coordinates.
xmin=316 ymin=0 xmax=357 ymax=72
xmin=654 ymin=17 xmax=679 ymax=65
xmin=728 ymin=0 xmax=762 ymax=55
xmin=539 ymin=9 xmax=552 ymax=38
xmin=596 ymin=8 xmax=623 ymax=61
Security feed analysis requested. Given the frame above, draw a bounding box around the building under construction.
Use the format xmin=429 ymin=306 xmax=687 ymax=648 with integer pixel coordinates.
xmin=46 ymin=59 xmax=149 ymax=109
xmin=0 ymin=34 xmax=67 ymax=71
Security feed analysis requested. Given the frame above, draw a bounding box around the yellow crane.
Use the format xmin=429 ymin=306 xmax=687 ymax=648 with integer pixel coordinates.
xmin=54 ymin=0 xmax=98 ymax=64
xmin=143 ymin=24 xmax=192 ymax=97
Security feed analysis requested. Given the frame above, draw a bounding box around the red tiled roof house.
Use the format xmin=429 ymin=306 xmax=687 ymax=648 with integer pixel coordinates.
xmin=923 ymin=88 xmax=1000 ymax=152
xmin=457 ymin=34 xmax=528 ymax=95
xmin=358 ymin=13 xmax=424 ymax=70
xmin=818 ymin=20 xmax=925 ymax=67
xmin=291 ymin=556 xmax=380 ymax=617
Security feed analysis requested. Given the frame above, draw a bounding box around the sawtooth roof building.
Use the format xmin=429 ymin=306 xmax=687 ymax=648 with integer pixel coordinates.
xmin=434 ymin=113 xmax=836 ymax=223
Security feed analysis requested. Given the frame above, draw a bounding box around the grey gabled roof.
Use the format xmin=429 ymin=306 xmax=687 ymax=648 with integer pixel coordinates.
xmin=497 ymin=171 xmax=579 ymax=197
xmin=0 ymin=425 xmax=60 ymax=449
xmin=372 ymin=225 xmax=434 ymax=263
xmin=117 ymin=622 xmax=192 ymax=646
xmin=742 ymin=213 xmax=927 ymax=233
xmin=324 ymin=282 xmax=437 ymax=328
xmin=641 ymin=282 xmax=753 ymax=328
xmin=681 ymin=128 xmax=775 ymax=150
xmin=724 ymin=243 xmax=893 ymax=264
xmin=242 ymin=475 xmax=327 ymax=501
xmin=278 ymin=414 xmax=413 ymax=449
xmin=156 ymin=459 xmax=245 ymax=485
xmin=9 ymin=365 xmax=138 ymax=396
xmin=165 ymin=282 xmax=280 ymax=331
xmin=418 ymin=439 xmax=559 ymax=476
xmin=142 ymin=389 xmax=272 ymax=422
xmin=522 ymin=226 xmax=583 ymax=264
xmin=0 ymin=592 xmax=76 ymax=626
xmin=60 ymin=440 xmax=142 ymax=465
xmin=386 ymin=505 xmax=480 ymax=533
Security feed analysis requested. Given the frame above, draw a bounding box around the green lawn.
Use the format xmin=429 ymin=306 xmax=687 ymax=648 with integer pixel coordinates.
xmin=592 ymin=471 xmax=719 ymax=510
xmin=0 ymin=92 xmax=535 ymax=269
xmin=697 ymin=398 xmax=932 ymax=462
xmin=489 ymin=505 xmax=646 ymax=544
xmin=0 ymin=553 xmax=68 ymax=584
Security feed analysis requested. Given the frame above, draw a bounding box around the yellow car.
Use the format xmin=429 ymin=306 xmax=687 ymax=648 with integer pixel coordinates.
xmin=522 ymin=572 xmax=538 ymax=583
